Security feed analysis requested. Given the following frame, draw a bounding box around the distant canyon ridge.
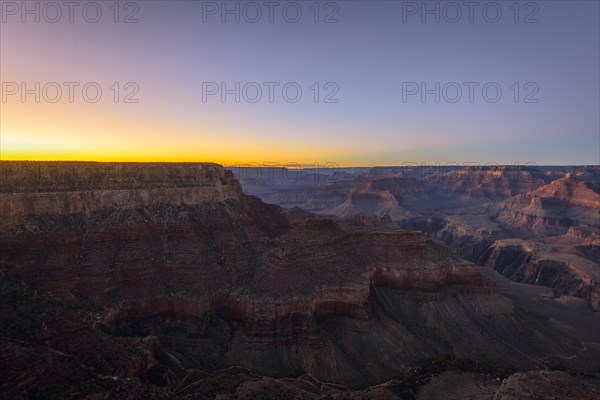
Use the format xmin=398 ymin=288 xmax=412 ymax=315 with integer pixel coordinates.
xmin=232 ymin=164 xmax=600 ymax=312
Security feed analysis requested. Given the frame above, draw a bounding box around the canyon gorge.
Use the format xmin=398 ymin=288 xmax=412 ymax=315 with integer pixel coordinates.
xmin=1 ymin=162 xmax=598 ymax=399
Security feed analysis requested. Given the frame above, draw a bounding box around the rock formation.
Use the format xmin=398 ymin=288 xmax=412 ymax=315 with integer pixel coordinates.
xmin=1 ymin=162 xmax=599 ymax=399
xmin=234 ymin=165 xmax=600 ymax=310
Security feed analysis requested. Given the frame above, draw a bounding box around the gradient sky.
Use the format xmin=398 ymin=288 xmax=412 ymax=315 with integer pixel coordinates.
xmin=1 ymin=0 xmax=598 ymax=166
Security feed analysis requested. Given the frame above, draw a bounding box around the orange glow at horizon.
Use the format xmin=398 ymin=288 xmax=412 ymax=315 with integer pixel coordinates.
xmin=0 ymin=99 xmax=365 ymax=166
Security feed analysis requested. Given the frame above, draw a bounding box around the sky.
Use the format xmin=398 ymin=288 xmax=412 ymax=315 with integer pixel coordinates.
xmin=1 ymin=0 xmax=599 ymax=166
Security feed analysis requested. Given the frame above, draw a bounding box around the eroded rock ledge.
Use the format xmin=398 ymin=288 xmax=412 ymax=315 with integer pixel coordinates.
xmin=0 ymin=162 xmax=242 ymax=216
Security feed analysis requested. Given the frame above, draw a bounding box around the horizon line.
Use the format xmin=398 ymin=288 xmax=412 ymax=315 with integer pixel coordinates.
xmin=0 ymin=160 xmax=597 ymax=168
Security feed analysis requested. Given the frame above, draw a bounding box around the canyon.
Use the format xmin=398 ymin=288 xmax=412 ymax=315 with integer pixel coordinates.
xmin=234 ymin=165 xmax=600 ymax=312
xmin=1 ymin=162 xmax=599 ymax=399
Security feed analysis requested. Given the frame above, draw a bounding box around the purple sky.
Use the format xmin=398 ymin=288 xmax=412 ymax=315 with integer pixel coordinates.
xmin=1 ymin=0 xmax=598 ymax=165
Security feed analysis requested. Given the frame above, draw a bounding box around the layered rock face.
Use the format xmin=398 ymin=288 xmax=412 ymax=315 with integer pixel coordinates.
xmin=235 ymin=165 xmax=600 ymax=310
xmin=1 ymin=162 xmax=599 ymax=399
xmin=498 ymin=174 xmax=600 ymax=236
xmin=0 ymin=162 xmax=242 ymax=216
xmin=481 ymin=239 xmax=600 ymax=311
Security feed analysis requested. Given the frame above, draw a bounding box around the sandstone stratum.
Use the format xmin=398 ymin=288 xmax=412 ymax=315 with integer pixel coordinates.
xmin=1 ymin=162 xmax=598 ymax=399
